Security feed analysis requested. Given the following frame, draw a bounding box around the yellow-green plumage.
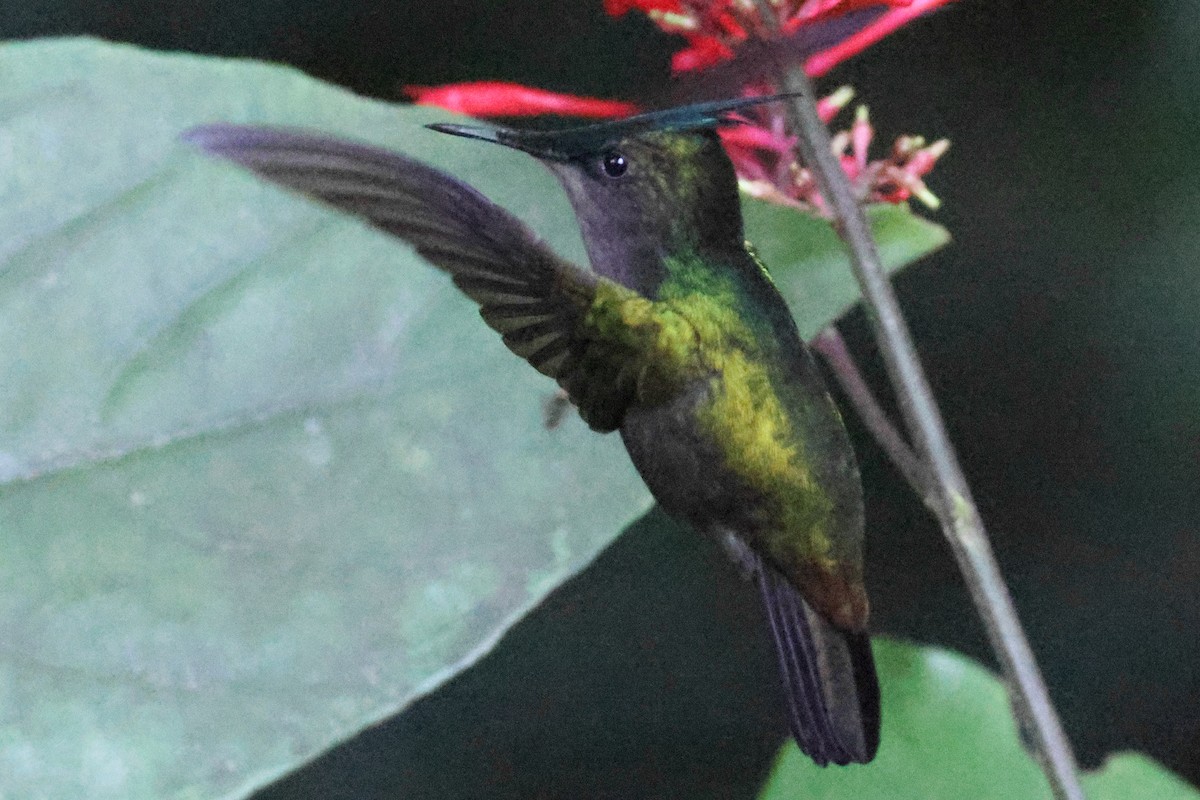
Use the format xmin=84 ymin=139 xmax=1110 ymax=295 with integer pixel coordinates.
xmin=585 ymin=263 xmax=840 ymax=580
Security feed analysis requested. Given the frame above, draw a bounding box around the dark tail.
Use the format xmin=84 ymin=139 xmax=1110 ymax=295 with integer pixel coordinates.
xmin=758 ymin=564 xmax=880 ymax=765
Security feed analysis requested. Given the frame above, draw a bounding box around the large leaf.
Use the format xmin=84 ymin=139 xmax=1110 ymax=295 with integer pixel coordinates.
xmin=746 ymin=200 xmax=949 ymax=340
xmin=758 ymin=640 xmax=1200 ymax=800
xmin=0 ymin=38 xmax=946 ymax=800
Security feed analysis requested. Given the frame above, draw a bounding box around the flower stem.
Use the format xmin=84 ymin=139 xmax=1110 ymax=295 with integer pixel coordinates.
xmin=811 ymin=326 xmax=931 ymax=497
xmin=748 ymin=3 xmax=1087 ymax=798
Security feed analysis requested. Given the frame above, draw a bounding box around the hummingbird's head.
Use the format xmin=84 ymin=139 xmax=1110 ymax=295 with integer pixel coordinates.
xmin=429 ymin=95 xmax=794 ymax=292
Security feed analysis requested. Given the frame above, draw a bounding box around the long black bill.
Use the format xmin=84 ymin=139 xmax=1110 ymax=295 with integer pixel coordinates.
xmin=425 ymin=122 xmax=563 ymax=161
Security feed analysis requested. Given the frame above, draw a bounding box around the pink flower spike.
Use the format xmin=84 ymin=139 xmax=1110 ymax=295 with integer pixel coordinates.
xmin=738 ymin=178 xmax=809 ymax=209
xmin=671 ymin=36 xmax=736 ymax=72
xmin=719 ymin=124 xmax=797 ymax=154
xmin=906 ymin=138 xmax=950 ymax=177
xmin=885 ymin=164 xmax=940 ymax=207
xmin=804 ymin=0 xmax=955 ymax=77
xmin=604 ymin=0 xmax=683 ymax=16
xmin=838 ymin=152 xmax=862 ymax=181
xmin=405 ymin=81 xmax=639 ymax=119
xmin=891 ymin=134 xmax=924 ymax=159
xmin=728 ymin=151 xmax=772 ymax=183
xmin=851 ymin=105 xmax=873 ymax=171
xmin=816 ymin=85 xmax=855 ymax=123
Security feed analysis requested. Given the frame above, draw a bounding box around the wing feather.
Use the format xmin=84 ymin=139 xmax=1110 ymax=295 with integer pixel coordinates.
xmin=186 ymin=124 xmax=685 ymax=431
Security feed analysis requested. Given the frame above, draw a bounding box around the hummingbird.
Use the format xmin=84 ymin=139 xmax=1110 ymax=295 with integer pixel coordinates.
xmin=185 ymin=94 xmax=880 ymax=766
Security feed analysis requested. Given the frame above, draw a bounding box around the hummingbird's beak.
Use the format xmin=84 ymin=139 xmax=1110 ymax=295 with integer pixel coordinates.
xmin=426 ymin=123 xmax=563 ymax=161
xmin=426 ymin=123 xmax=503 ymax=145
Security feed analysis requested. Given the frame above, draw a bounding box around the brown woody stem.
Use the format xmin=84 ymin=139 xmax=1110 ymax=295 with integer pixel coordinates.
xmin=810 ymin=325 xmax=930 ymax=497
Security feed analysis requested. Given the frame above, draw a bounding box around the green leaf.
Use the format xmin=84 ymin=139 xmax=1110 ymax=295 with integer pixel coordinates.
xmin=745 ymin=200 xmax=950 ymax=340
xmin=757 ymin=640 xmax=1199 ymax=800
xmin=0 ymin=38 xmax=946 ymax=800
xmin=0 ymin=37 xmax=647 ymax=800
xmin=1085 ymin=754 xmax=1200 ymax=800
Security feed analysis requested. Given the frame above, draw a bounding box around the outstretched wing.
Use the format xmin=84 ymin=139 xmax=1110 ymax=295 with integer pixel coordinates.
xmin=185 ymin=124 xmax=679 ymax=432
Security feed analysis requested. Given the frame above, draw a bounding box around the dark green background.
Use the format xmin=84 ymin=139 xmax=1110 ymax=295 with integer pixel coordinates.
xmin=5 ymin=1 xmax=1197 ymax=796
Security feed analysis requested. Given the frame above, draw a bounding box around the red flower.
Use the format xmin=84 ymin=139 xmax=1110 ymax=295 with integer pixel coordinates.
xmin=406 ymin=82 xmax=638 ymax=119
xmin=405 ymin=0 xmax=950 ymax=213
xmin=604 ymin=0 xmax=683 ymax=13
xmin=803 ymin=0 xmax=955 ymax=76
xmin=605 ymin=0 xmax=952 ymax=76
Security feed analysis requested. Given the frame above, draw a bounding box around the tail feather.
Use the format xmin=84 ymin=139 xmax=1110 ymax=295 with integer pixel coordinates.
xmin=761 ymin=568 xmax=834 ymax=757
xmin=758 ymin=563 xmax=880 ymax=765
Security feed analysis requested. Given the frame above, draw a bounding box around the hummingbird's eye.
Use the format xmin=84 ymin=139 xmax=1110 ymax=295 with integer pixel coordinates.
xmin=601 ymin=151 xmax=628 ymax=178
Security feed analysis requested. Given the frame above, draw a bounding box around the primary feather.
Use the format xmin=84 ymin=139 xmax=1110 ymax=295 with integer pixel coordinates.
xmin=185 ymin=125 xmax=685 ymax=432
